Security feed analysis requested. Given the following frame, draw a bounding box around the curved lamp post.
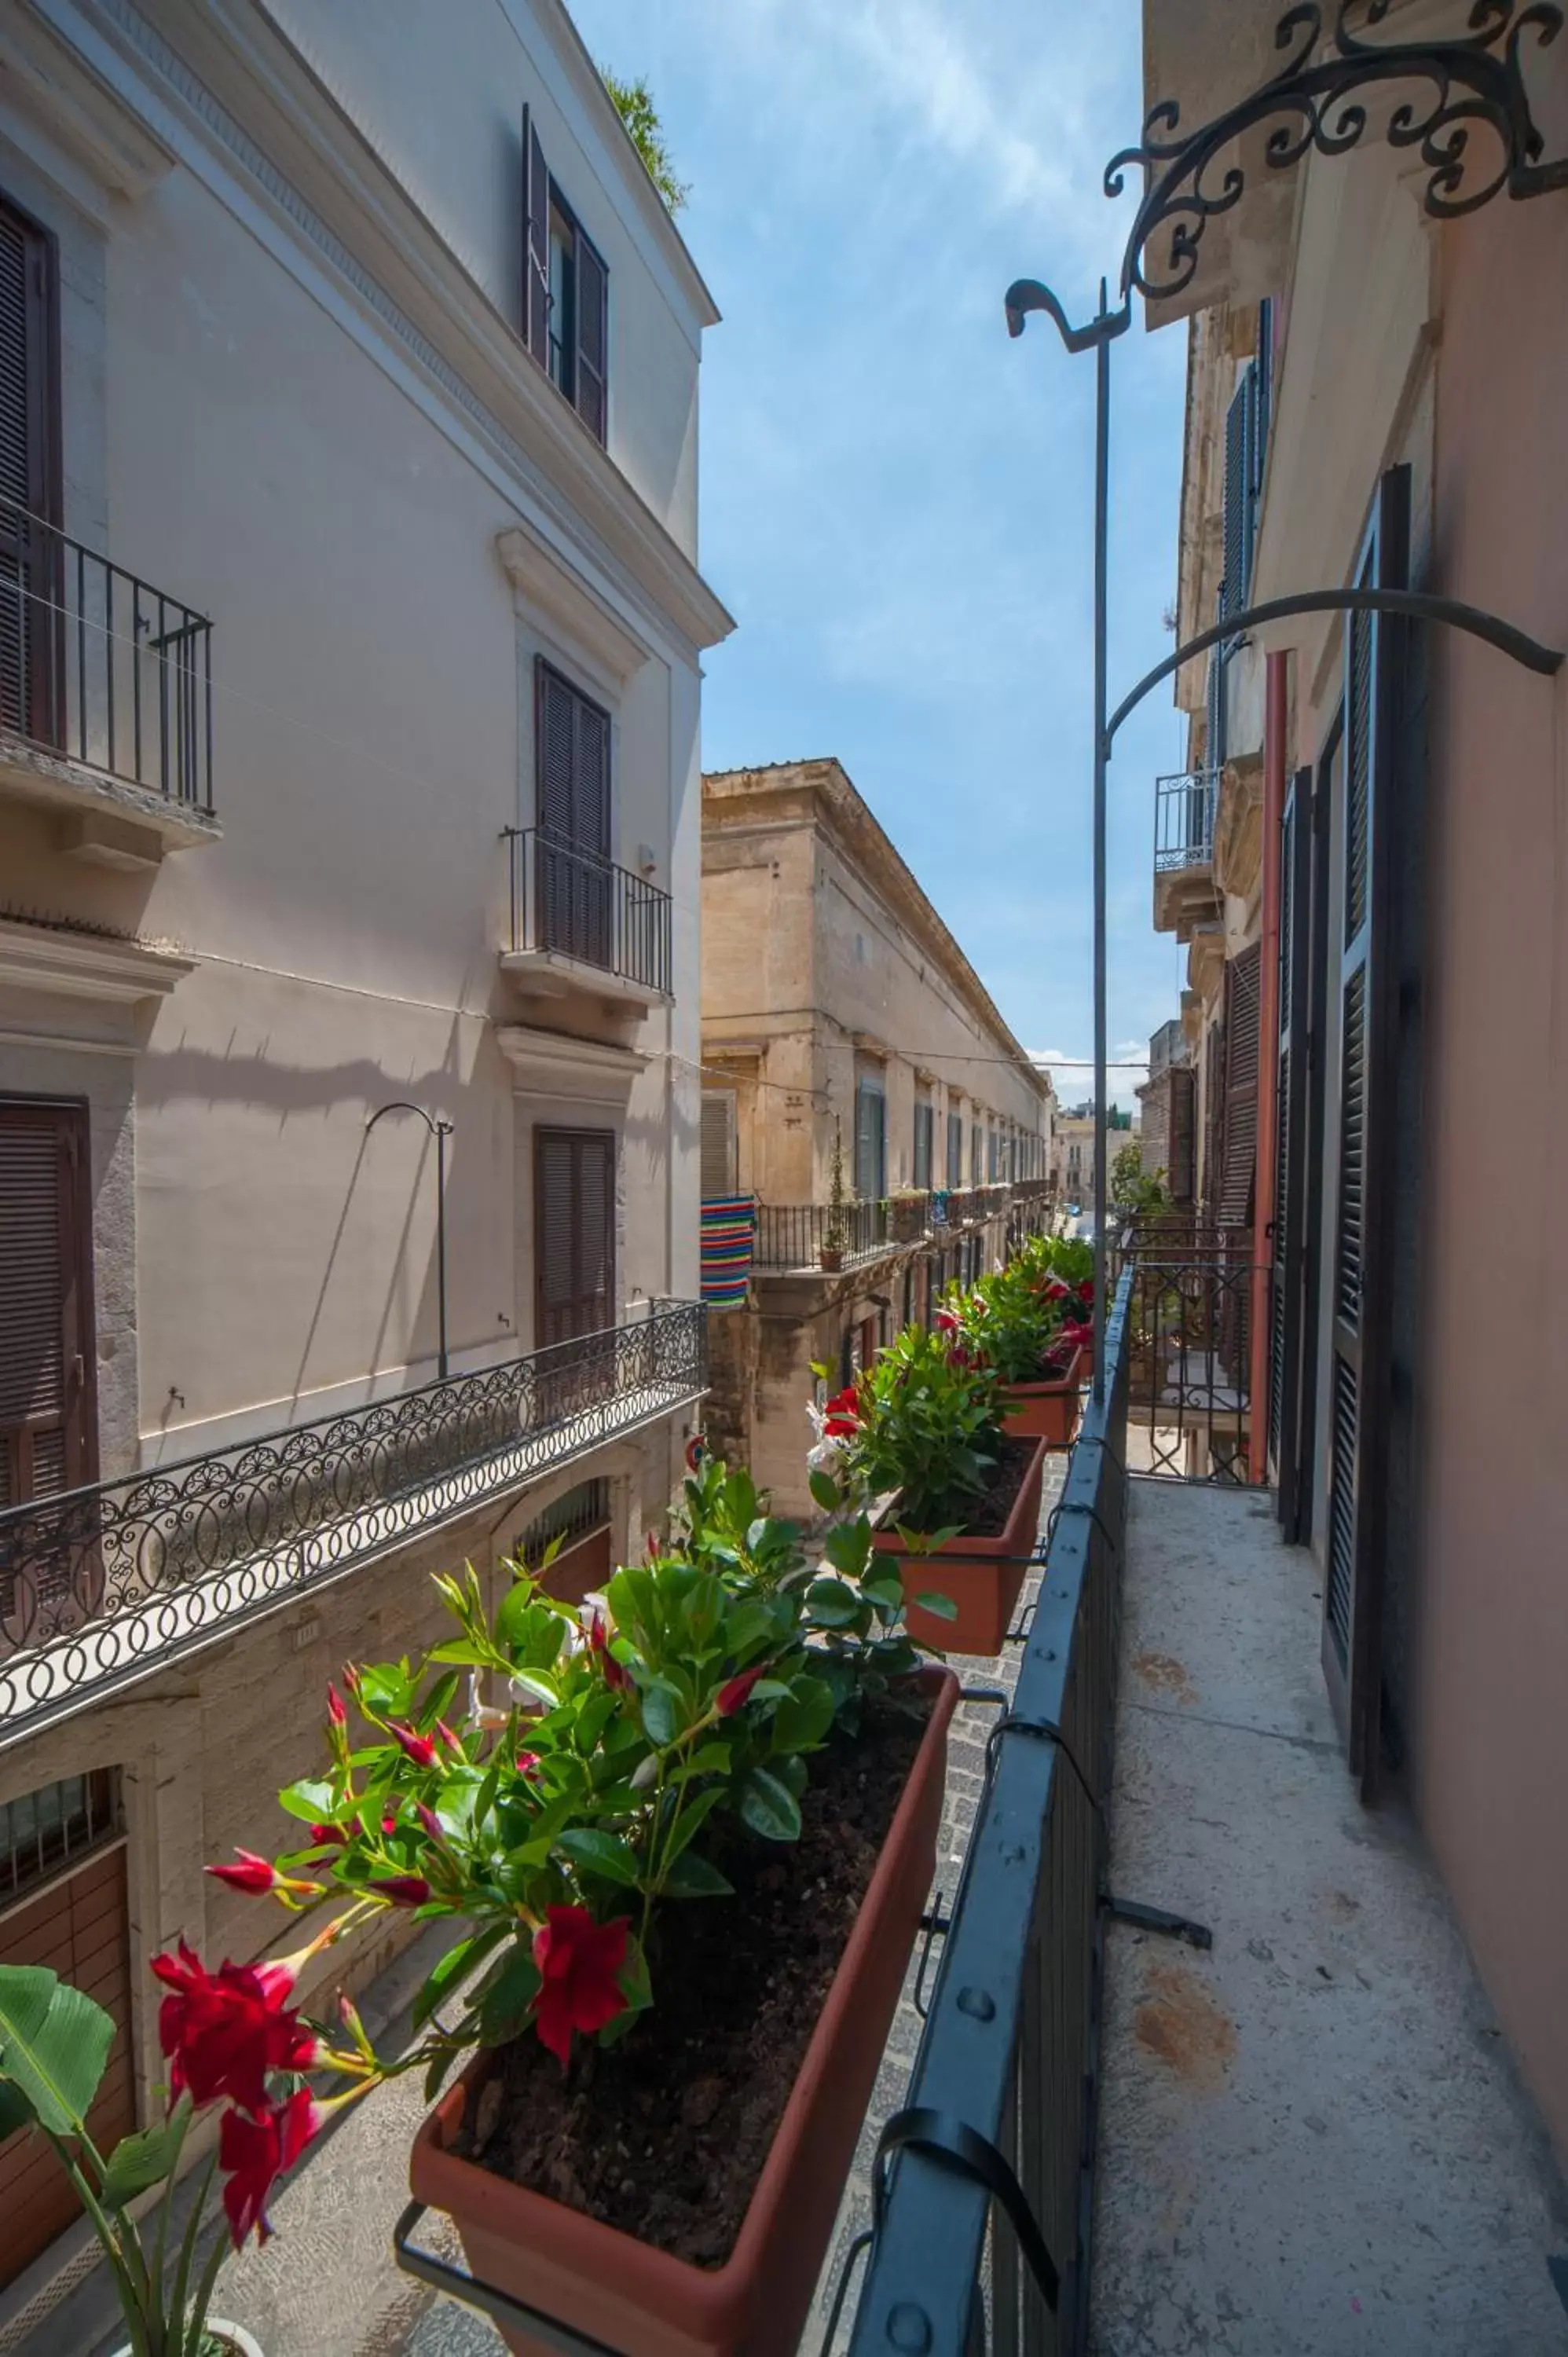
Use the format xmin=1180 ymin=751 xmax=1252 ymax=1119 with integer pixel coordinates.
xmin=365 ymin=1102 xmax=456 ymax=1381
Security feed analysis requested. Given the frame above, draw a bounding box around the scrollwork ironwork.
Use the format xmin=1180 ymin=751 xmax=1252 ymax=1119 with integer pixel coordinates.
xmin=1112 ymin=0 xmax=1566 ymax=304
xmin=0 ymin=1303 xmax=707 ymax=1743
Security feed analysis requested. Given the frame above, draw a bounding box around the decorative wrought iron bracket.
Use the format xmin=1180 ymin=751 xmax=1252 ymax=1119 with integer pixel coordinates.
xmin=1112 ymin=0 xmax=1568 ymax=306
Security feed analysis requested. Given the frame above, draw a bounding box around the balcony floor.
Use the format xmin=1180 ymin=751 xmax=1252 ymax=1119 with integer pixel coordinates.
xmin=1092 ymin=1479 xmax=1568 ymax=2356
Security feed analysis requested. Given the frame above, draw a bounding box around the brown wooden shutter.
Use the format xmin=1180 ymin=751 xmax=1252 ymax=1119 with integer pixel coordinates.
xmin=0 ymin=191 xmax=60 ymax=746
xmin=700 ymin=1093 xmax=736 ymax=1197
xmin=1168 ymin=1064 xmax=1196 ymax=1204
xmin=534 ymin=1128 xmax=616 ymax=1348
xmin=0 ymin=1101 xmax=95 ymax=1509
xmin=574 ymin=230 xmax=607 ymax=446
xmin=1218 ymin=940 xmax=1262 ymax=1226
xmin=522 ymin=108 xmax=551 ymax=363
xmin=0 ymin=1835 xmax=134 ymax=2287
xmin=1201 ymin=1014 xmax=1225 ymax=1220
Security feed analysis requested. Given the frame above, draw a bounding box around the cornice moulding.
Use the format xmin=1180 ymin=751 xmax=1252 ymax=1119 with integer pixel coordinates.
xmin=5 ymin=1 xmax=174 ymax=195
xmin=0 ymin=915 xmax=194 ymax=1002
xmin=496 ymin=522 xmax=654 ymax=685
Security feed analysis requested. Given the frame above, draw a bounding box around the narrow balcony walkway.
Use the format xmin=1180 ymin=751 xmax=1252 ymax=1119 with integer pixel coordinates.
xmin=1093 ymin=1479 xmax=1568 ymax=2355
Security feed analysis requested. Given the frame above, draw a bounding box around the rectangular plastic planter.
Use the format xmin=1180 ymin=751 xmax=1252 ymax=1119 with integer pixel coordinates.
xmin=1000 ymin=1347 xmax=1086 ymax=1450
xmin=408 ymin=1666 xmax=960 ymax=2357
xmin=871 ymin=1434 xmax=1048 ymax=1655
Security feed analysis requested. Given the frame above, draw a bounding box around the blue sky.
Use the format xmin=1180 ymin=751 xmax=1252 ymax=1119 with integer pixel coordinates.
xmin=572 ymin=0 xmax=1193 ymax=1109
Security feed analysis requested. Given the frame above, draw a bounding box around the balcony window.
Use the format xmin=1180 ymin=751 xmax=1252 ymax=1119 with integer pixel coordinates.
xmin=913 ymin=1099 xmax=934 ymax=1191
xmin=523 ymin=112 xmax=608 ymax=446
xmin=854 ymin=1076 xmax=886 ymax=1200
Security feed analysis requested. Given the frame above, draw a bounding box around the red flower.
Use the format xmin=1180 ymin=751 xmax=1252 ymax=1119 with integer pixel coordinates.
xmin=516 ymin=1750 xmax=542 ymax=1780
xmin=436 ymin=1720 xmax=463 ymax=1756
xmin=387 ymin=1721 xmax=438 ymax=1769
xmin=205 ymin=1850 xmax=280 ymax=1897
xmin=716 ymin=1662 xmax=768 ymax=1717
xmin=1042 ymin=1278 xmax=1069 ymax=1302
xmin=220 ymin=2088 xmax=321 ymax=2246
xmin=150 ymin=1940 xmax=317 ymax=2116
xmin=822 ymin=1385 xmax=860 ymax=1438
xmin=307 ymin=1823 xmax=346 ymax=1848
xmin=326 ymin=1684 xmax=347 ymax=1728
xmin=530 ymin=1906 xmax=630 ymax=2069
xmin=415 ymin=1803 xmax=446 ymax=1845
xmin=1076 ymin=1278 xmax=1095 ymax=1304
xmin=585 ymin=1611 xmax=631 ymax=1692
xmin=370 ymin=1875 xmax=433 ymax=1908
xmin=935 ymin=1309 xmax=960 ymax=1335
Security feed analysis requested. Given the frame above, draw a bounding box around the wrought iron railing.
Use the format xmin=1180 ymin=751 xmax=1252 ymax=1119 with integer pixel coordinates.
xmin=1153 ymin=766 xmax=1218 ymax=875
xmin=1114 ymin=1219 xmax=1252 ymax=1482
xmin=0 ymin=1303 xmax=706 ymax=1746
xmin=504 ymin=827 xmax=672 ymax=996
xmin=0 ymin=492 xmax=213 ymax=812
xmin=753 ymin=1186 xmax=1019 ymax=1272
xmin=841 ymin=1266 xmax=1132 ymax=2354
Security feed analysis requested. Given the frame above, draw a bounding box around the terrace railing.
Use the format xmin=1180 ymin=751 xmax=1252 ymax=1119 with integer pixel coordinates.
xmin=843 ymin=1266 xmax=1133 ymax=2354
xmin=504 ymin=826 xmax=672 ymax=997
xmin=753 ymin=1185 xmax=1020 ymax=1273
xmin=1153 ymin=766 xmax=1218 ymax=876
xmin=0 ymin=491 xmax=214 ymax=812
xmin=0 ymin=1302 xmax=706 ymax=1747
xmin=1114 ymin=1218 xmax=1253 ymax=1482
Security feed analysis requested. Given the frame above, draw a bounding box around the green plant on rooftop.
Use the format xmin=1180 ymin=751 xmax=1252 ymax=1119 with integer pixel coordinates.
xmin=601 ymin=69 xmax=689 ymax=214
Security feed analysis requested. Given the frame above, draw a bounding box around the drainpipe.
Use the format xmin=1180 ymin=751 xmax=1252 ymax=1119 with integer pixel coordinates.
xmin=1248 ymin=651 xmax=1288 ymax=1481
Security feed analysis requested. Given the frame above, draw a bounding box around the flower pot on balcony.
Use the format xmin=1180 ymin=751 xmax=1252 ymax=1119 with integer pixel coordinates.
xmin=870 ymin=1434 xmax=1047 ymax=1655
xmin=1000 ymin=1348 xmax=1086 ymax=1450
xmin=888 ymin=1193 xmax=925 ymax=1244
xmin=819 ymin=1241 xmax=844 ymax=1273
xmin=408 ymin=1668 xmax=960 ymax=2357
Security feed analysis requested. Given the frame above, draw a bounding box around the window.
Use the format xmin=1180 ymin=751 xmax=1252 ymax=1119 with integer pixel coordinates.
xmin=522 ymin=110 xmax=608 ymax=445
xmin=970 ymin=1120 xmax=980 ymax=1186
xmin=515 ymin=1477 xmax=610 ymax=1571
xmin=1 ymin=1769 xmax=119 ymax=1905
xmin=1 ymin=1099 xmax=96 ymax=1508
xmin=854 ymin=1076 xmax=886 ymax=1200
xmin=947 ymin=1109 xmax=964 ymax=1189
xmin=533 ymin=658 xmax=612 ymax=966
xmin=700 ymin=1091 xmax=738 ymax=1199
xmin=0 ymin=189 xmax=61 ymax=750
xmin=913 ymin=1099 xmax=933 ymax=1192
xmin=534 ymin=1127 xmax=616 ymax=1347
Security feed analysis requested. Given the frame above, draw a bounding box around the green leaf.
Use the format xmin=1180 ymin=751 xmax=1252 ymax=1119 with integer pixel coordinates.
xmin=275 ymin=1778 xmax=336 ymax=1825
xmin=476 ymin=1944 xmax=544 ymax=2045
xmin=100 ymin=2099 xmax=192 ymax=2207
xmin=822 ymin=1519 xmax=873 ymax=1578
xmin=804 ymin=1578 xmax=863 ymax=1628
xmin=773 ymin=1675 xmax=836 ymax=1755
xmin=412 ymin=1923 xmax=513 ymax=2032
xmin=639 ymin=1678 xmax=681 ymax=1749
xmin=427 ymin=1639 xmax=491 ymax=1667
xmin=555 ymin=1827 xmax=643 ymax=1888
xmin=424 ymin=2043 xmax=467 ymax=2105
xmin=661 ymin=1783 xmax=726 ymax=1869
xmin=738 ymin=1767 xmax=802 ymax=1843
xmin=808 ymin=1466 xmax=841 ymax=1512
xmin=0 ymin=1966 xmax=114 ymax=2139
xmin=660 ymin=1850 xmax=734 ymax=1899
xmin=914 ymin=1589 xmax=959 ymax=1622
xmin=416 ymin=1670 xmax=461 ymax=1732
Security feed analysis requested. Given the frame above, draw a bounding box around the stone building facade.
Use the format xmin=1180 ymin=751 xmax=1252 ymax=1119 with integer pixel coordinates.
xmin=699 ymin=759 xmax=1053 ymax=1516
xmin=0 ymin=0 xmax=727 ymax=2311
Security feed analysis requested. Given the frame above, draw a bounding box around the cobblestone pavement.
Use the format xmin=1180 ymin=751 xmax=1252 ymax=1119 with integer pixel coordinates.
xmin=35 ymin=1458 xmax=1066 ymax=2357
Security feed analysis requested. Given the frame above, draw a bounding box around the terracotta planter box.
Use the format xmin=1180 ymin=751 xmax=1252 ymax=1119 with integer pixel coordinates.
xmin=408 ymin=1666 xmax=960 ymax=2357
xmin=871 ymin=1435 xmax=1048 ymax=1655
xmin=1001 ymin=1348 xmax=1086 ymax=1450
xmin=888 ymin=1197 xmax=925 ymax=1243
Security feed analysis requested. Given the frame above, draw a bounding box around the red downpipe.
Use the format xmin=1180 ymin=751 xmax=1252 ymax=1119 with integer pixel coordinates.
xmin=1249 ymin=651 xmax=1289 ymax=1482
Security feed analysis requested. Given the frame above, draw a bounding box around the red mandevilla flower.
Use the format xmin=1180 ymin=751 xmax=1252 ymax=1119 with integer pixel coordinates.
xmin=326 ymin=1684 xmax=347 ymax=1728
xmin=1077 ymin=1278 xmax=1095 ymax=1304
xmin=516 ymin=1750 xmax=542 ymax=1780
xmin=307 ymin=1823 xmax=346 ymax=1849
xmin=1042 ymin=1277 xmax=1069 ymax=1302
xmin=370 ymin=1875 xmax=434 ymax=1908
xmin=822 ymin=1385 xmax=860 ymax=1439
xmin=150 ymin=1941 xmax=317 ymax=2116
xmin=585 ymin=1611 xmax=631 ymax=1692
xmin=219 ymin=2088 xmax=321 ymax=2246
xmin=530 ymin=1905 xmax=631 ymax=2069
xmin=205 ymin=1850 xmax=280 ymax=1897
xmin=715 ymin=1662 xmax=768 ymax=1717
xmin=387 ymin=1721 xmax=438 ymax=1769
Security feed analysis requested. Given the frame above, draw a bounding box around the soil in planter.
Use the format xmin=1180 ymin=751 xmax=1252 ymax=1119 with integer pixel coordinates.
xmin=460 ymin=1694 xmax=932 ymax=2269
xmin=942 ymin=1431 xmax=1041 ymax=1540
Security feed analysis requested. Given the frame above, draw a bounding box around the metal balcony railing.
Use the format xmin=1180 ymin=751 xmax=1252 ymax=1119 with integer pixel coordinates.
xmin=1114 ymin=1217 xmax=1254 ymax=1481
xmin=0 ymin=493 xmax=213 ymax=811
xmin=1153 ymin=766 xmax=1218 ymax=875
xmin=0 ymin=1302 xmax=706 ymax=1746
xmin=842 ymin=1266 xmax=1133 ymax=2353
xmin=504 ymin=826 xmax=672 ymax=996
xmin=753 ymin=1184 xmax=1020 ymax=1272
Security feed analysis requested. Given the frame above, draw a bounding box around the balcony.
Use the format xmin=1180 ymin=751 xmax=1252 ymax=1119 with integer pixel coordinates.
xmin=752 ymin=1182 xmax=1044 ymax=1274
xmin=1152 ymin=765 xmax=1218 ymax=940
xmin=500 ymin=826 xmax=672 ymax=1010
xmin=0 ymin=494 xmax=217 ymax=867
xmin=0 ymin=1303 xmax=705 ymax=1747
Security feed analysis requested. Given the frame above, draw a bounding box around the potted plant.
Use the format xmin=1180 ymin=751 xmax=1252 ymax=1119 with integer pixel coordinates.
xmin=888 ymin=1187 xmax=926 ymax=1244
xmin=214 ymin=1480 xmax=958 ymax=2357
xmin=943 ymin=1244 xmax=1094 ymax=1450
xmin=820 ymin=1123 xmax=848 ymax=1273
xmin=0 ymin=1908 xmax=358 ymax=2356
xmin=826 ymin=1323 xmax=1046 ymax=1654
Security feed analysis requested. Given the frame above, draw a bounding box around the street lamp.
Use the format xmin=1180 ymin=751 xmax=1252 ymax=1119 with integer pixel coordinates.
xmin=365 ymin=1101 xmax=456 ymax=1381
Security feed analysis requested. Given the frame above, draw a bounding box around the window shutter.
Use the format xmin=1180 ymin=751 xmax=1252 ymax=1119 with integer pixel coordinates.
xmin=579 ymin=1133 xmax=614 ymax=1329
xmin=913 ymin=1101 xmax=932 ymax=1191
xmin=947 ymin=1111 xmax=963 ymax=1189
xmin=0 ymin=1103 xmax=93 ymax=1508
xmin=522 ymin=108 xmax=551 ymax=362
xmin=534 ymin=1129 xmax=616 ymax=1348
xmin=1218 ymin=940 xmax=1262 ymax=1226
xmin=535 ymin=659 xmax=576 ymax=838
xmin=1222 ymin=364 xmax=1256 ymax=618
xmin=700 ymin=1094 xmax=737 ymax=1198
xmin=0 ymin=196 xmax=57 ymax=746
xmin=574 ymin=231 xmax=607 ymax=446
xmin=1201 ymin=1012 xmax=1226 ymax=1220
xmin=571 ymin=689 xmax=610 ymax=858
